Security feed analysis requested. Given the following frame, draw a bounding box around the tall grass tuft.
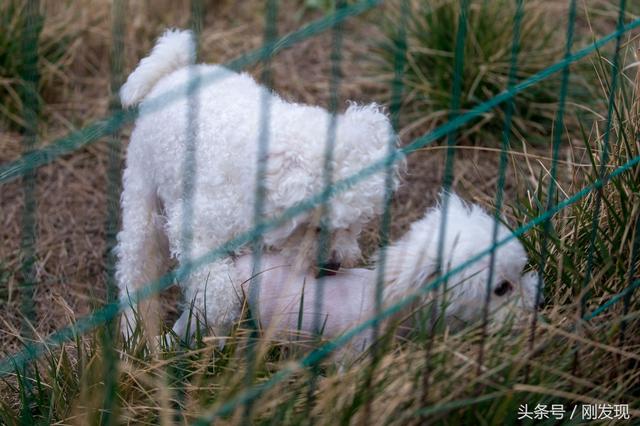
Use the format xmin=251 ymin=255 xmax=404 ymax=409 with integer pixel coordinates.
xmin=514 ymin=45 xmax=640 ymax=303
xmin=371 ymin=0 xmax=594 ymax=143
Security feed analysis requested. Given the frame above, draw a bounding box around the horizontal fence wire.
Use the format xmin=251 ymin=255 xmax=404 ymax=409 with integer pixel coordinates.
xmin=1 ymin=13 xmax=640 ymax=381
xmin=1 ymin=9 xmax=639 ymax=187
xmin=584 ymin=280 xmax=640 ymax=321
xmin=1 ymin=13 xmax=639 ymax=188
xmin=1 ymin=158 xmax=638 ymax=391
xmin=0 ymin=0 xmax=382 ymax=184
xmin=192 ymin=153 xmax=640 ymax=424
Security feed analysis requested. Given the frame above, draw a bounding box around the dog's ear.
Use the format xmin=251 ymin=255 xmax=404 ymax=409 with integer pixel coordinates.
xmin=380 ymin=216 xmax=439 ymax=302
xmin=519 ymin=270 xmax=543 ymax=310
xmin=258 ymin=151 xmax=314 ymax=248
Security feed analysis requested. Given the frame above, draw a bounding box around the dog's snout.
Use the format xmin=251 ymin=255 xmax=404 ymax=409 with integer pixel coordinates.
xmin=316 ymin=251 xmax=341 ymax=278
xmin=324 ymin=250 xmax=342 ymax=273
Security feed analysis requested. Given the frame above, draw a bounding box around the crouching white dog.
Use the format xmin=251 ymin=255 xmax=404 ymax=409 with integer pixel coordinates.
xmin=115 ymin=29 xmax=402 ymax=339
xmin=234 ymin=194 xmax=542 ymax=357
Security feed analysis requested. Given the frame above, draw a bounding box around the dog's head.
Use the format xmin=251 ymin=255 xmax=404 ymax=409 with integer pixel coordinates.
xmin=441 ymin=245 xmax=542 ymax=329
xmin=262 ymin=215 xmax=363 ymax=273
xmin=383 ymin=193 xmax=542 ymax=329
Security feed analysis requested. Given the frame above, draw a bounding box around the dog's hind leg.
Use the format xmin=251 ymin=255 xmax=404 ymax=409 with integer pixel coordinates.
xmin=172 ymin=258 xmax=241 ymax=347
xmin=115 ymin=158 xmax=170 ymax=341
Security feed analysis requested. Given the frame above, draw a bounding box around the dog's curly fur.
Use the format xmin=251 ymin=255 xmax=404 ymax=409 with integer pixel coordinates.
xmin=116 ymin=29 xmax=402 ymax=338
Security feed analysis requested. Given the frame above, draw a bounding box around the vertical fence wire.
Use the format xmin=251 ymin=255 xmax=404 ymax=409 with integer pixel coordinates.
xmin=371 ymin=0 xmax=409 ymax=374
xmin=18 ymin=0 xmax=41 ymax=346
xmin=576 ymin=0 xmax=627 ymax=373
xmin=620 ymin=60 xmax=640 ymax=350
xmin=313 ymin=0 xmax=346 ymax=335
xmin=179 ymin=3 xmax=203 ymax=297
xmin=244 ymin=0 xmax=279 ymax=422
xmin=17 ymin=0 xmax=40 ymax=423
xmin=581 ymin=0 xmax=627 ymax=313
xmin=191 ymin=0 xmax=203 ymax=58
xmin=308 ymin=0 xmax=347 ymax=416
xmin=423 ymin=0 xmax=469 ymax=406
xmin=361 ymin=1 xmax=410 ymax=420
xmin=476 ymin=0 xmax=524 ymax=379
xmin=525 ymin=0 xmax=577 ymax=382
xmin=373 ymin=0 xmax=409 ymax=357
xmin=170 ymin=2 xmax=204 ymax=424
xmin=613 ymin=44 xmax=640 ymax=377
xmin=620 ymin=213 xmax=640 ymax=349
xmin=100 ymin=0 xmax=126 ymax=424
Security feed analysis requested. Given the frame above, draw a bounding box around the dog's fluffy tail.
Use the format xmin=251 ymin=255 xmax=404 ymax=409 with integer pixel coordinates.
xmin=120 ymin=29 xmax=196 ymax=107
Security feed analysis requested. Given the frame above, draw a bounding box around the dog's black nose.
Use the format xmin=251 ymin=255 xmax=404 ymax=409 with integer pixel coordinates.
xmin=316 ymin=261 xmax=341 ymax=278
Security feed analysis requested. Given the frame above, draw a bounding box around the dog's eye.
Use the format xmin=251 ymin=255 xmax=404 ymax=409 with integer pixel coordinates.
xmin=494 ymin=280 xmax=513 ymax=297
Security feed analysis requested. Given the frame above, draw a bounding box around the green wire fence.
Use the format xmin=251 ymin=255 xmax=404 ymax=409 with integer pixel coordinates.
xmin=1 ymin=0 xmax=639 ymax=422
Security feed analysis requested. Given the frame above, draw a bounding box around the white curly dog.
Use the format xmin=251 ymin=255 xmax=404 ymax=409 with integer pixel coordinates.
xmin=116 ymin=29 xmax=401 ymax=339
xmin=235 ymin=193 xmax=542 ymax=356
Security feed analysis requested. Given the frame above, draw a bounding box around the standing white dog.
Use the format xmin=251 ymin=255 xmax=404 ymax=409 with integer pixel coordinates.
xmin=116 ymin=29 xmax=402 ymax=339
xmin=235 ymin=193 xmax=541 ymax=356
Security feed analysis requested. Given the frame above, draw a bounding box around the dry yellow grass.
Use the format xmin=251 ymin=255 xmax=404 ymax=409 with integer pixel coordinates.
xmin=1 ymin=0 xmax=639 ymax=423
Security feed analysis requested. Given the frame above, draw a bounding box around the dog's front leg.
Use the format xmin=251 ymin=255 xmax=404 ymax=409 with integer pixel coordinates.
xmin=171 ymin=259 xmax=241 ymax=348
